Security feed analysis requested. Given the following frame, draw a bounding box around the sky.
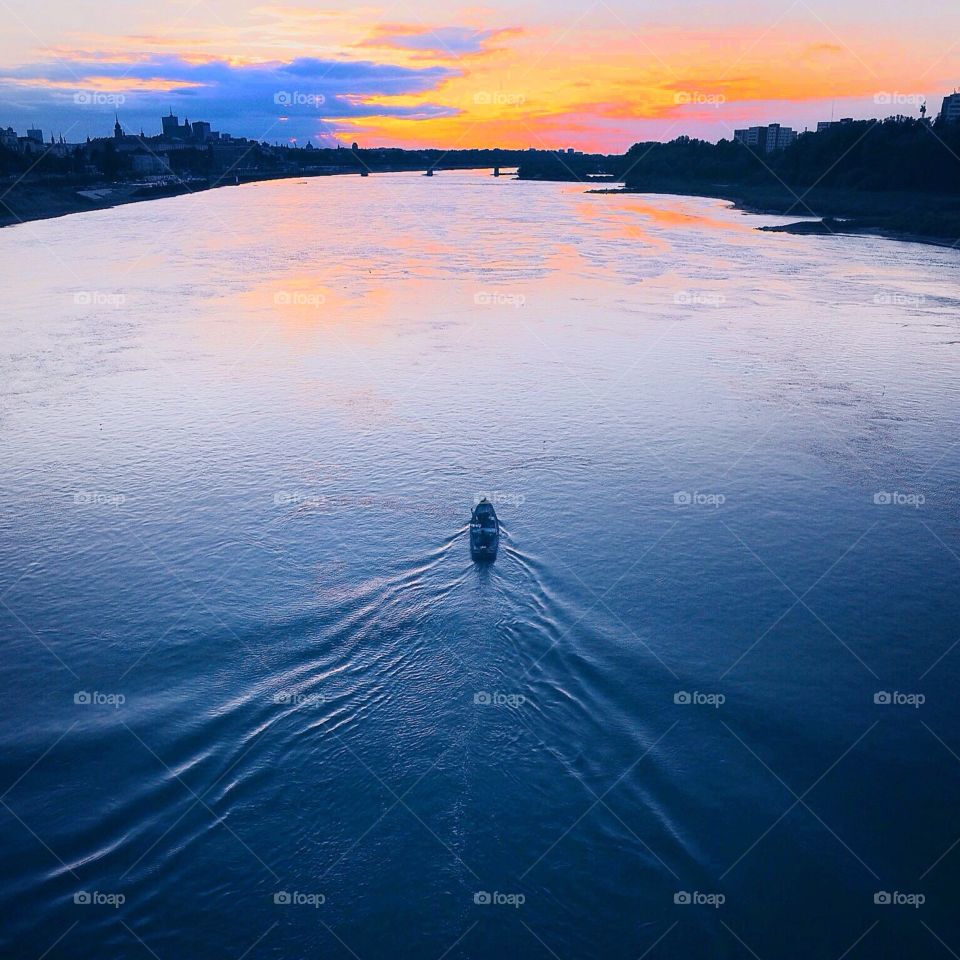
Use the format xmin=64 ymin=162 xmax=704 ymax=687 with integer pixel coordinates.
xmin=0 ymin=0 xmax=958 ymax=151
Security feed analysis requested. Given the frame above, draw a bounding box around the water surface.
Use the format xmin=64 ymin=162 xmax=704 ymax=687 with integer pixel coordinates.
xmin=1 ymin=171 xmax=958 ymax=959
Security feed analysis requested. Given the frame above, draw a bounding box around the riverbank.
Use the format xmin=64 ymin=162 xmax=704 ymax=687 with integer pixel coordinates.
xmin=0 ymin=178 xmax=206 ymax=229
xmin=588 ymin=181 xmax=960 ymax=249
xmin=0 ymin=165 xmax=503 ymax=229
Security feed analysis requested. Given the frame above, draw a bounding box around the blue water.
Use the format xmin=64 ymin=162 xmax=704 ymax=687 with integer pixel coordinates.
xmin=1 ymin=171 xmax=958 ymax=958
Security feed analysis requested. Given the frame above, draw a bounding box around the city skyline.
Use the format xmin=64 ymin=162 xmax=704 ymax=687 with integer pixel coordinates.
xmin=0 ymin=0 xmax=957 ymax=151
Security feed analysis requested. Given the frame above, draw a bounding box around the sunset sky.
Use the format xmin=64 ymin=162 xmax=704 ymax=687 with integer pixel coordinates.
xmin=1 ymin=0 xmax=957 ymax=151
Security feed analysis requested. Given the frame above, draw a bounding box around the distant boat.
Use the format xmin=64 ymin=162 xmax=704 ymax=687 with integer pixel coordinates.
xmin=470 ymin=499 xmax=500 ymax=561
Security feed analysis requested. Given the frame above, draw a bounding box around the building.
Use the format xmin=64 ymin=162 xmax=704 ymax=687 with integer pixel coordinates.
xmin=161 ymin=111 xmax=195 ymax=141
xmin=26 ymin=128 xmax=43 ymax=144
xmin=816 ymin=118 xmax=854 ymax=132
xmin=160 ymin=111 xmax=222 ymax=143
xmin=733 ymin=123 xmax=798 ymax=153
xmin=939 ymin=92 xmax=960 ymax=124
xmin=131 ymin=152 xmax=172 ymax=175
xmin=0 ymin=126 xmax=17 ymax=150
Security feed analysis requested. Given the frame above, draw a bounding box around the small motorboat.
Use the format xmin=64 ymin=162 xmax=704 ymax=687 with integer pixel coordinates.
xmin=470 ymin=498 xmax=500 ymax=561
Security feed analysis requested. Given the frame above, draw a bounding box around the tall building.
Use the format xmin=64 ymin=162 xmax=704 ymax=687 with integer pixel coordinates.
xmin=939 ymin=92 xmax=960 ymax=124
xmin=161 ymin=111 xmax=191 ymax=140
xmin=733 ymin=123 xmax=797 ymax=153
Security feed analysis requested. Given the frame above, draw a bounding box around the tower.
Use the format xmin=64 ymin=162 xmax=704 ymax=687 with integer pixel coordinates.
xmin=162 ymin=111 xmax=180 ymax=139
xmin=114 ymin=114 xmax=123 ymax=139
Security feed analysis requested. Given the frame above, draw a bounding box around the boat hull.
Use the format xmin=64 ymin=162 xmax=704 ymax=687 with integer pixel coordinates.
xmin=470 ymin=526 xmax=499 ymax=560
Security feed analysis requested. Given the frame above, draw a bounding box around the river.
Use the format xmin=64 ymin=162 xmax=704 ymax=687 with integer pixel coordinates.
xmin=0 ymin=170 xmax=958 ymax=958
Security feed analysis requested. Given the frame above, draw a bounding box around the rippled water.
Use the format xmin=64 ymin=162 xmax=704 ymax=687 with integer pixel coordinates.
xmin=1 ymin=170 xmax=958 ymax=959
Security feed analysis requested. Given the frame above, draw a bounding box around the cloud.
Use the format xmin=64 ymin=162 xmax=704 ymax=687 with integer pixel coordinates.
xmin=355 ymin=24 xmax=522 ymax=59
xmin=0 ymin=53 xmax=460 ymax=143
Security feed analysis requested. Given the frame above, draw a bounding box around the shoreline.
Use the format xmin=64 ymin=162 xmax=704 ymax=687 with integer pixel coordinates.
xmin=587 ymin=184 xmax=960 ymax=250
xmin=0 ymin=165 xmax=500 ymax=230
xmin=6 ymin=168 xmax=958 ymax=252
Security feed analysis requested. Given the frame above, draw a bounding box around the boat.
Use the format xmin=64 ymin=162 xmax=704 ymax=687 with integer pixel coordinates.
xmin=425 ymin=168 xmax=434 ymax=177
xmin=470 ymin=498 xmax=500 ymax=561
